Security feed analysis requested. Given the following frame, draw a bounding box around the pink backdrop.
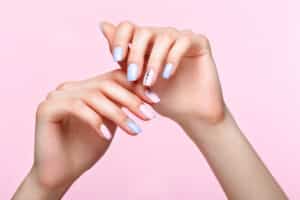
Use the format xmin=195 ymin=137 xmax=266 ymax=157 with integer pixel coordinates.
xmin=0 ymin=0 xmax=296 ymax=199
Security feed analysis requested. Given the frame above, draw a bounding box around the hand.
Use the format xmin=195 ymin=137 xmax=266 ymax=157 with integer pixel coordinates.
xmin=101 ymin=21 xmax=225 ymax=129
xmin=100 ymin=22 xmax=288 ymax=200
xmin=28 ymin=70 xmax=156 ymax=192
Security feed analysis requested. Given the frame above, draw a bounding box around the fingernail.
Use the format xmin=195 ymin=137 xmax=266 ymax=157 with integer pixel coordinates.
xmin=113 ymin=46 xmax=123 ymax=62
xmin=162 ymin=63 xmax=173 ymax=79
xmin=143 ymin=69 xmax=154 ymax=86
xmin=139 ymin=104 xmax=156 ymax=119
xmin=127 ymin=119 xmax=142 ymax=134
xmin=145 ymin=89 xmax=160 ymax=103
xmin=100 ymin=124 xmax=112 ymax=140
xmin=127 ymin=63 xmax=139 ymax=81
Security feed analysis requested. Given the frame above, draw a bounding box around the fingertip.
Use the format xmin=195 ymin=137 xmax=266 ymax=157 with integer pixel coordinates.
xmin=125 ymin=118 xmax=142 ymax=135
xmin=99 ymin=21 xmax=116 ymax=43
xmin=113 ymin=46 xmax=124 ymax=62
xmin=144 ymin=89 xmax=160 ymax=104
xmin=162 ymin=63 xmax=174 ymax=79
xmin=143 ymin=68 xmax=155 ymax=87
xmin=127 ymin=63 xmax=139 ymax=81
xmin=99 ymin=124 xmax=112 ymax=141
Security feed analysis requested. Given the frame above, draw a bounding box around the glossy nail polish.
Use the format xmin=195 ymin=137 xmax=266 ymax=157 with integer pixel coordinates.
xmin=127 ymin=63 xmax=139 ymax=81
xmin=143 ymin=69 xmax=154 ymax=86
xmin=127 ymin=119 xmax=142 ymax=134
xmin=100 ymin=124 xmax=112 ymax=140
xmin=113 ymin=46 xmax=123 ymax=62
xmin=139 ymin=104 xmax=156 ymax=119
xmin=145 ymin=90 xmax=160 ymax=103
xmin=162 ymin=63 xmax=173 ymax=79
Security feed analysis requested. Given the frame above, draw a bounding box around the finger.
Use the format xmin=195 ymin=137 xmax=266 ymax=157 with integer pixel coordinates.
xmin=143 ymin=34 xmax=175 ymax=87
xmin=189 ymin=34 xmax=211 ymax=57
xmin=162 ymin=36 xmax=192 ymax=79
xmin=112 ymin=21 xmax=135 ymax=62
xmin=82 ymin=92 xmax=142 ymax=136
xmin=36 ymin=99 xmax=112 ymax=141
xmin=93 ymin=79 xmax=156 ymax=120
xmin=100 ymin=21 xmax=116 ymax=52
xmin=103 ymin=69 xmax=161 ymax=104
xmin=126 ymin=28 xmax=153 ymax=82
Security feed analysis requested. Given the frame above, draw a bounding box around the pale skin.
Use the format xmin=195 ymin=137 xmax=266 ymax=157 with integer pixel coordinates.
xmin=13 ymin=21 xmax=287 ymax=200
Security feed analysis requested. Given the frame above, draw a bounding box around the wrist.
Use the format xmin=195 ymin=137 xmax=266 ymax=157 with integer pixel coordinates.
xmin=13 ymin=166 xmax=72 ymax=200
xmin=177 ymin=106 xmax=236 ymax=145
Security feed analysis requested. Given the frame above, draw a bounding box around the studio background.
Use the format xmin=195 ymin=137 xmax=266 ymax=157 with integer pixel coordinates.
xmin=0 ymin=0 xmax=296 ymax=199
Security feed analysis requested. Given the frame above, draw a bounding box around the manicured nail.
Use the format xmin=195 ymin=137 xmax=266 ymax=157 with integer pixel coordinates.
xmin=139 ymin=104 xmax=156 ymax=119
xmin=100 ymin=124 xmax=112 ymax=140
xmin=162 ymin=63 xmax=173 ymax=79
xmin=127 ymin=119 xmax=142 ymax=134
xmin=127 ymin=63 xmax=139 ymax=81
xmin=113 ymin=46 xmax=123 ymax=62
xmin=145 ymin=89 xmax=160 ymax=103
xmin=143 ymin=69 xmax=154 ymax=86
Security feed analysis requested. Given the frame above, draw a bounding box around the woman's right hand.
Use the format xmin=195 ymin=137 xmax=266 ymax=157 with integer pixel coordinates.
xmin=30 ymin=69 xmax=157 ymax=192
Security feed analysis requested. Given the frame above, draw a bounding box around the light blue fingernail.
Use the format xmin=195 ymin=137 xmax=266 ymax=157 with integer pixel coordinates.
xmin=113 ymin=46 xmax=123 ymax=62
xmin=127 ymin=63 xmax=138 ymax=81
xmin=162 ymin=63 xmax=173 ymax=79
xmin=127 ymin=119 xmax=142 ymax=134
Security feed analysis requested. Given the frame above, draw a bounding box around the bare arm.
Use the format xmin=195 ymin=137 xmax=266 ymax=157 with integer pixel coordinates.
xmin=12 ymin=168 xmax=70 ymax=200
xmin=101 ymin=21 xmax=288 ymax=199
xmin=179 ymin=109 xmax=288 ymax=199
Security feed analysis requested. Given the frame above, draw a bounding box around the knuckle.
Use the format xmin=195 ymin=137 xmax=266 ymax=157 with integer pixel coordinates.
xmin=164 ymin=27 xmax=179 ymax=38
xmin=135 ymin=27 xmax=152 ymax=37
xmin=198 ymin=34 xmax=210 ymax=46
xmin=157 ymin=33 xmax=173 ymax=42
xmin=179 ymin=35 xmax=193 ymax=45
xmin=36 ymin=101 xmax=51 ymax=119
xmin=164 ymin=27 xmax=178 ymax=34
xmin=118 ymin=20 xmax=134 ymax=29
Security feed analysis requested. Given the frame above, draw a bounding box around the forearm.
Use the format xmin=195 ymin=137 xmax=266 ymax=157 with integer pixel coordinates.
xmin=12 ymin=167 xmax=70 ymax=200
xmin=179 ymin=108 xmax=287 ymax=200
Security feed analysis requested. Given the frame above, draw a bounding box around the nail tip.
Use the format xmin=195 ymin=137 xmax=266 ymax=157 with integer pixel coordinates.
xmin=145 ymin=90 xmax=161 ymax=103
xmin=143 ymin=69 xmax=154 ymax=86
xmin=100 ymin=125 xmax=112 ymax=140
xmin=162 ymin=63 xmax=173 ymax=79
xmin=140 ymin=104 xmax=156 ymax=119
xmin=127 ymin=63 xmax=138 ymax=81
xmin=162 ymin=74 xmax=170 ymax=79
xmin=113 ymin=47 xmax=123 ymax=62
xmin=127 ymin=119 xmax=142 ymax=135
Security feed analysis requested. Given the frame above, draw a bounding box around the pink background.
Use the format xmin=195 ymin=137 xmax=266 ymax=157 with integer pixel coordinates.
xmin=0 ymin=0 xmax=296 ymax=199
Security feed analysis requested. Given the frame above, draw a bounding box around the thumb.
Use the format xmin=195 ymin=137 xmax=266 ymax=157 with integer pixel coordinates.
xmin=100 ymin=21 xmax=116 ymax=52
